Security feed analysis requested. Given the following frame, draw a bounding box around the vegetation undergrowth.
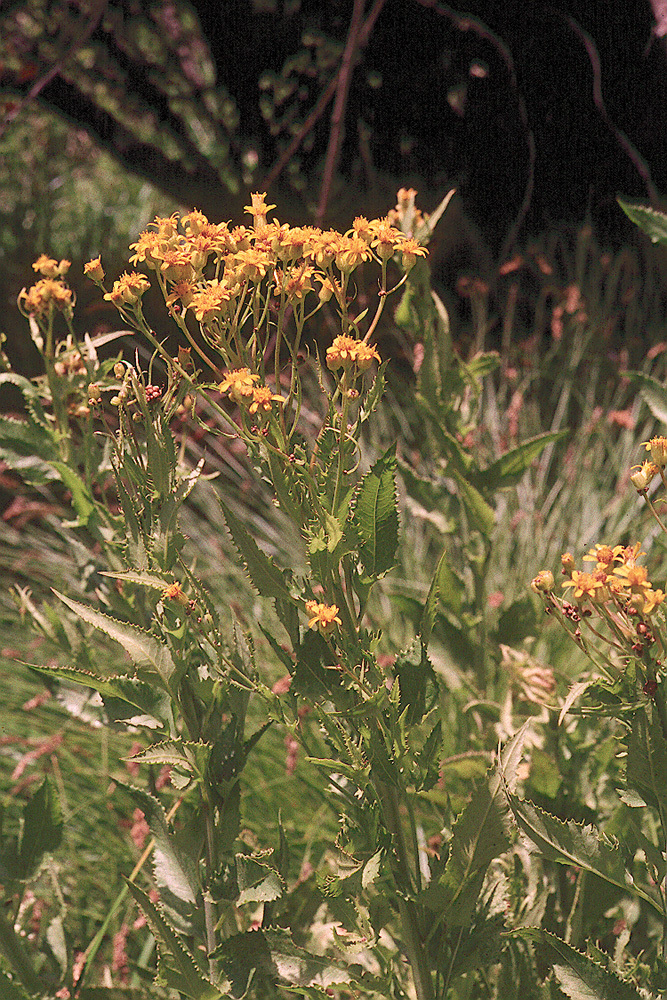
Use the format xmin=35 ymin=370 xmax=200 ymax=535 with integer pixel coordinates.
xmin=3 ymin=189 xmax=667 ymax=999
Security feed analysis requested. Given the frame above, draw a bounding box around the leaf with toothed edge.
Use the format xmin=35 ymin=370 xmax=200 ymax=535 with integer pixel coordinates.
xmin=124 ymin=880 xmax=221 ymax=998
xmin=514 ymin=928 xmax=648 ymax=1000
xmin=218 ymin=498 xmax=295 ymax=603
xmin=25 ymin=663 xmax=170 ymax=726
xmin=52 ymin=591 xmax=175 ymax=686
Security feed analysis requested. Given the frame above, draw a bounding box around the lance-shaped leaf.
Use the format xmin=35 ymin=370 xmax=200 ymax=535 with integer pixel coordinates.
xmin=420 ymin=549 xmax=449 ymax=643
xmin=627 ymin=709 xmax=667 ymax=820
xmin=504 ymin=793 xmax=663 ymax=917
xmin=473 ymin=430 xmax=568 ymax=492
xmin=219 ymin=499 xmax=294 ymax=602
xmin=452 ymin=469 xmax=495 ymax=538
xmin=351 ymin=444 xmax=399 ymax=579
xmin=49 ymin=461 xmax=96 ymax=526
xmin=618 ymin=197 xmax=667 ymax=245
xmin=623 ymin=370 xmax=667 ymax=424
xmin=120 ymin=784 xmax=200 ymax=932
xmin=0 ymin=778 xmax=63 ymax=883
xmin=421 ymin=725 xmax=528 ymax=921
xmin=28 ymin=664 xmax=171 ymax=727
xmin=125 ymin=881 xmax=221 ymax=999
xmin=514 ymin=928 xmax=646 ymax=1000
xmin=53 ymin=592 xmax=175 ymax=686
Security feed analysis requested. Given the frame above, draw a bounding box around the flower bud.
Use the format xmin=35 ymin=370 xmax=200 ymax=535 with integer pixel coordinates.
xmin=531 ymin=570 xmax=555 ymax=593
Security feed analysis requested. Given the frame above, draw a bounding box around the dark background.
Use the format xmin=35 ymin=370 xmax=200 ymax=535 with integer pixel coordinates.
xmin=2 ymin=0 xmax=667 ymax=372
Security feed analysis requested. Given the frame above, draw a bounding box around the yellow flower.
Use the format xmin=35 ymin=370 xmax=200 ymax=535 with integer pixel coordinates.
xmin=369 ymin=218 xmax=405 ymax=261
xmin=84 ymin=256 xmax=105 ymax=282
xmin=643 ymin=436 xmax=667 ymax=468
xmin=641 ymin=588 xmax=666 ymax=615
xmin=305 ymin=600 xmax=342 ymax=635
xmin=326 ymin=335 xmax=381 ymax=372
xmin=19 ymin=279 xmax=74 ymax=316
xmin=334 ymin=235 xmax=373 ymax=273
xmin=582 ymin=543 xmax=624 ymax=568
xmin=399 ymin=238 xmax=428 ymax=270
xmin=234 ymin=247 xmax=273 ymax=281
xmin=244 ymin=191 xmax=276 ymax=234
xmin=248 ymin=385 xmax=284 ymax=415
xmin=162 ymin=582 xmax=189 ymax=606
xmin=189 ymin=280 xmax=235 ymax=322
xmin=32 ymin=254 xmax=70 ymax=278
xmin=218 ymin=368 xmax=260 ymax=404
xmin=562 ymin=570 xmax=607 ymax=603
xmin=630 ymin=461 xmax=658 ymax=491
xmin=104 ymin=272 xmax=151 ymax=307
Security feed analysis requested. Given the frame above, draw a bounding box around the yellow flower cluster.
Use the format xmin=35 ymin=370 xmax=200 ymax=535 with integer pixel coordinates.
xmin=532 ymin=542 xmax=665 ymax=617
xmin=218 ymin=367 xmax=284 ymax=417
xmin=326 ymin=335 xmax=381 ymax=372
xmin=87 ymin=193 xmax=427 ymax=340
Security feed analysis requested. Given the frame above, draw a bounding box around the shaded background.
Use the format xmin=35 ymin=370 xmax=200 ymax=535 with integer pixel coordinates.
xmin=1 ymin=0 xmax=667 ymax=369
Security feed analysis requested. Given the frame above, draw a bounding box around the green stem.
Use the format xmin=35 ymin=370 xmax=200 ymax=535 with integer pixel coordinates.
xmin=377 ymin=781 xmax=434 ymax=1000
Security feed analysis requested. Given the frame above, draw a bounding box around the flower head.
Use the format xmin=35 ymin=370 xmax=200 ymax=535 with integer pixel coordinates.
xmin=219 ymin=367 xmax=260 ymax=404
xmin=643 ymin=436 xmax=667 ymax=468
xmin=305 ymin=600 xmax=342 ymax=635
xmin=104 ymin=272 xmax=150 ymax=307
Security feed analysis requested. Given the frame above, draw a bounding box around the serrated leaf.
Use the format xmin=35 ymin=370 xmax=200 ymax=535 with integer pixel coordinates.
xmin=219 ymin=499 xmax=294 ymax=602
xmin=618 ymin=197 xmax=667 ymax=245
xmin=213 ymin=928 xmax=360 ymax=994
xmin=127 ymin=739 xmax=211 ymax=776
xmin=99 ymin=570 xmax=172 ymax=590
xmin=27 ymin=664 xmax=170 ymax=726
xmin=361 ymin=850 xmax=383 ymax=889
xmin=558 ymin=679 xmax=597 ymax=725
xmin=0 ymin=372 xmax=49 ymax=426
xmin=125 ymin=880 xmax=220 ymax=999
xmin=623 ymin=370 xmax=667 ymax=424
xmin=420 ymin=549 xmax=448 ymax=643
xmin=0 ymin=413 xmax=55 ymax=457
xmin=236 ymin=854 xmax=283 ymax=904
xmin=515 ymin=928 xmax=644 ymax=1000
xmin=505 ymin=793 xmax=663 ymax=916
xmin=120 ymin=784 xmax=200 ymax=931
xmin=53 ymin=591 xmax=175 ymax=686
xmin=352 ymin=444 xmax=399 ymax=578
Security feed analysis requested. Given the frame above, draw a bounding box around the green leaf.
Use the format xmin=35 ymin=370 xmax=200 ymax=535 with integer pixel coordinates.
xmin=505 ymin=793 xmax=663 ymax=917
xmin=0 ymin=372 xmax=49 ymax=427
xmin=213 ymin=927 xmax=361 ymax=995
xmin=121 ymin=784 xmax=200 ymax=931
xmin=352 ymin=444 xmax=399 ymax=579
xmin=623 ymin=370 xmax=667 ymax=424
xmin=475 ymin=431 xmax=568 ymax=491
xmin=452 ymin=468 xmax=495 ymax=537
xmin=0 ymin=413 xmax=55 ymax=458
xmin=419 ymin=552 xmax=452 ymax=646
xmin=394 ymin=636 xmax=435 ymax=725
xmin=514 ymin=928 xmax=644 ymax=1000
xmin=49 ymin=460 xmax=96 ymax=525
xmin=627 ymin=709 xmax=667 ymax=819
xmin=53 ymin=591 xmax=175 ymax=686
xmin=19 ymin=778 xmax=63 ymax=880
xmin=219 ymin=499 xmax=294 ymax=602
xmin=236 ymin=854 xmax=284 ymax=905
xmin=27 ymin=664 xmax=170 ymax=727
xmin=125 ymin=880 xmax=221 ymax=999
xmin=618 ymin=197 xmax=667 ymax=245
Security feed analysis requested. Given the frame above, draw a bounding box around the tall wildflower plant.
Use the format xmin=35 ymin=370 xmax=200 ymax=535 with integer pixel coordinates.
xmin=506 ymin=199 xmax=667 ymax=998
xmin=2 ymin=191 xmax=564 ymax=998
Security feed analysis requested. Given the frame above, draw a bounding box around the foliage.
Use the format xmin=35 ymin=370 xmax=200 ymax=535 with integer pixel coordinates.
xmin=3 ymin=188 xmax=667 ymax=999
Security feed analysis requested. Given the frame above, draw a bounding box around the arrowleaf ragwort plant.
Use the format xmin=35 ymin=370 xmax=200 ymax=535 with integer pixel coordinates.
xmin=1 ymin=190 xmax=586 ymax=999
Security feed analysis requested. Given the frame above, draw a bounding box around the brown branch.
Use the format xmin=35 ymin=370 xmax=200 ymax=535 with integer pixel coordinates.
xmin=315 ymin=0 xmax=367 ymax=225
xmin=260 ymin=0 xmax=387 ymax=202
